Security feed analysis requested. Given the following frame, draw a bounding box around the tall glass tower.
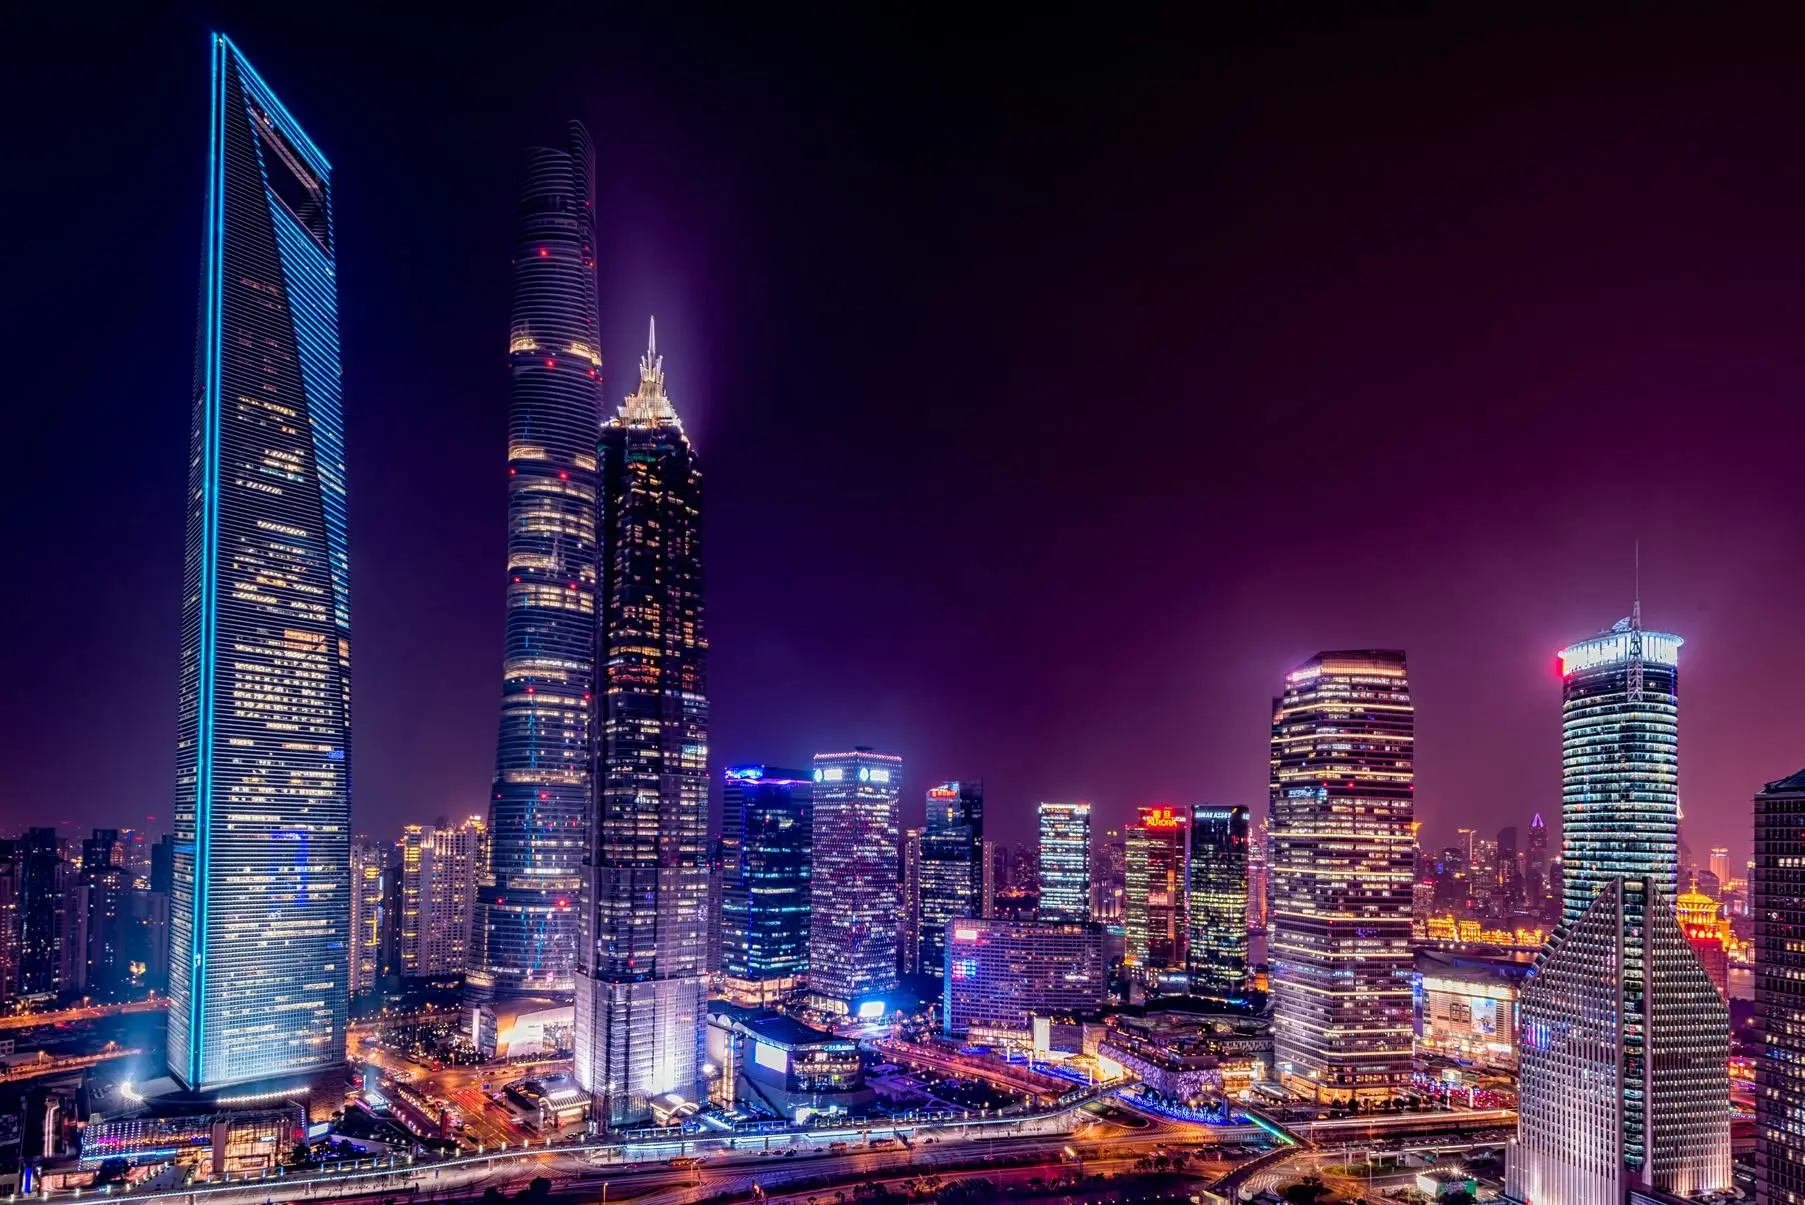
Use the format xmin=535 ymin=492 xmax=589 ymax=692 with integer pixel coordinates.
xmin=1268 ymin=650 xmax=1415 ymax=1104
xmin=918 ymin=781 xmax=984 ymax=977
xmin=719 ymin=766 xmax=812 ymax=1007
xmin=1035 ymin=802 xmax=1092 ymax=923
xmin=1506 ymin=613 xmax=1729 ymax=1204
xmin=471 ymin=122 xmax=602 ymax=999
xmin=1754 ymin=770 xmax=1805 ymax=1205
xmin=807 ymin=748 xmax=903 ymax=1016
xmin=1188 ymin=805 xmax=1250 ymax=1001
xmin=1123 ymin=805 xmax=1190 ymax=973
xmin=169 ymin=35 xmax=351 ymax=1091
xmin=572 ymin=324 xmax=708 ymax=1127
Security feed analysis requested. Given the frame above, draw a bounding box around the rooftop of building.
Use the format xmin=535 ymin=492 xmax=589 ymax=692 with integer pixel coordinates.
xmin=707 ymin=1002 xmax=849 ymax=1051
xmin=1762 ymin=768 xmax=1805 ymax=795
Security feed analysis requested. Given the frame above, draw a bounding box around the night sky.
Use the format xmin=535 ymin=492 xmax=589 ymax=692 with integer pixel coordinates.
xmin=7 ymin=5 xmax=1805 ymax=862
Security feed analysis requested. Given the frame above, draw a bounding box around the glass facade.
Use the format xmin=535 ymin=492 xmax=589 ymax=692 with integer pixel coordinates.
xmin=941 ymin=918 xmax=1107 ymax=1037
xmin=398 ymin=818 xmax=486 ymax=978
xmin=348 ymin=839 xmax=385 ymax=997
xmin=807 ymin=749 xmax=903 ymax=1013
xmin=169 ymin=35 xmax=350 ymax=1091
xmin=1268 ymin=650 xmax=1415 ymax=1104
xmin=1035 ymin=802 xmax=1092 ymax=923
xmin=472 ymin=121 xmax=602 ymax=998
xmin=1124 ymin=806 xmax=1189 ymax=972
xmin=720 ymin=766 xmax=812 ymax=1006
xmin=1755 ymin=770 xmax=1805 ymax=1205
xmin=918 ymin=781 xmax=983 ymax=977
xmin=1187 ymin=805 xmax=1249 ymax=1001
xmin=1506 ymin=615 xmax=1729 ymax=1203
xmin=572 ymin=324 xmax=708 ymax=1127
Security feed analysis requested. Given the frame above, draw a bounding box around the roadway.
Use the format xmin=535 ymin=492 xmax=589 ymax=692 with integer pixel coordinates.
xmin=0 ymin=998 xmax=166 ymax=1032
xmin=348 ymin=1032 xmax=569 ymax=1149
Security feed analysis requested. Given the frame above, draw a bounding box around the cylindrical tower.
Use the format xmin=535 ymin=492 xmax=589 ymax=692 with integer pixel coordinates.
xmin=471 ymin=121 xmax=602 ymax=998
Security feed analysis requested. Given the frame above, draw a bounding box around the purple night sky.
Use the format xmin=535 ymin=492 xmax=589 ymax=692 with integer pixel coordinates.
xmin=5 ymin=7 xmax=1805 ymax=863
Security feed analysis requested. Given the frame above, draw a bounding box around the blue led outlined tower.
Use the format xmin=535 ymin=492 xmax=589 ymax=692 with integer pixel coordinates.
xmin=169 ymin=35 xmax=351 ymax=1091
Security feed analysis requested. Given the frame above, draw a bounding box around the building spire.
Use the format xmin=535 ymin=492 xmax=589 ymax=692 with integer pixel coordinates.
xmin=616 ymin=314 xmax=681 ymax=429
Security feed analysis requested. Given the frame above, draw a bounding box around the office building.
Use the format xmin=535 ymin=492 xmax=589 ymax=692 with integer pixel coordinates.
xmin=398 ymin=818 xmax=486 ymax=979
xmin=720 ymin=766 xmax=813 ymax=1007
xmin=1187 ymin=806 xmax=1250 ymax=1001
xmin=1124 ymin=806 xmax=1190 ymax=973
xmin=1095 ymin=829 xmax=1125 ymax=922
xmin=705 ymin=1003 xmax=871 ymax=1121
xmin=168 ymin=34 xmax=351 ymax=1092
xmin=1525 ymin=813 xmax=1551 ymax=918
xmin=1755 ymin=771 xmax=1805 ymax=1205
xmin=1036 ymin=802 xmax=1092 ymax=923
xmin=80 ymin=831 xmax=132 ymax=1002
xmin=941 ymin=918 xmax=1107 ymax=1038
xmin=1507 ymin=615 xmax=1729 ymax=1204
xmin=918 ymin=781 xmax=984 ymax=977
xmin=806 ymin=748 xmax=903 ymax=1016
xmin=1269 ymin=650 xmax=1415 ymax=1104
xmin=573 ymin=322 xmax=709 ymax=1127
xmin=1711 ymin=847 xmax=1731 ymax=893
xmin=348 ymin=839 xmax=386 ymax=998
xmin=899 ymin=828 xmax=922 ymax=975
xmin=473 ymin=120 xmax=603 ymax=999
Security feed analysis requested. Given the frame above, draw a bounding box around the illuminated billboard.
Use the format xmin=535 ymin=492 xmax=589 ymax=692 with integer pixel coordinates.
xmin=753 ymin=1042 xmax=788 ymax=1073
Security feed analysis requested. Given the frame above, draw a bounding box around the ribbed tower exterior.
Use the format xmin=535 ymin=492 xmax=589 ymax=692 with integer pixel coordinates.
xmin=1506 ymin=613 xmax=1730 ymax=1204
xmin=1268 ymin=650 xmax=1416 ymax=1104
xmin=169 ymin=35 xmax=351 ymax=1091
xmin=573 ymin=324 xmax=708 ymax=1127
xmin=471 ymin=123 xmax=602 ymax=999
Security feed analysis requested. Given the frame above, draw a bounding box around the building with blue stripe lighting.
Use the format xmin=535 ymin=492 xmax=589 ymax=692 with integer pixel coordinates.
xmin=168 ymin=34 xmax=351 ymax=1092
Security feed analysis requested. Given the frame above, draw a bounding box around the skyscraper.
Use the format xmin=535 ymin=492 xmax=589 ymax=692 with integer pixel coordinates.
xmin=918 ymin=781 xmax=984 ymax=977
xmin=1525 ymin=812 xmax=1550 ymax=918
xmin=169 ymin=35 xmax=350 ymax=1091
xmin=573 ymin=323 xmax=708 ymax=1127
xmin=900 ymin=829 xmax=923 ymax=974
xmin=80 ymin=831 xmax=132 ymax=1003
xmin=1094 ymin=829 xmax=1125 ymax=923
xmin=472 ymin=121 xmax=602 ymax=1000
xmin=1124 ymin=806 xmax=1190 ymax=973
xmin=1269 ymin=650 xmax=1415 ymax=1104
xmin=1755 ymin=771 xmax=1805 ymax=1205
xmin=348 ymin=839 xmax=386 ymax=998
xmin=807 ymin=748 xmax=903 ymax=1016
xmin=1188 ymin=806 xmax=1250 ymax=1001
xmin=398 ymin=818 xmax=486 ymax=979
xmin=720 ymin=766 xmax=813 ymax=1007
xmin=1036 ymin=803 xmax=1092 ymax=923
xmin=1710 ymin=846 xmax=1731 ymax=890
xmin=1506 ymin=615 xmax=1729 ymax=1204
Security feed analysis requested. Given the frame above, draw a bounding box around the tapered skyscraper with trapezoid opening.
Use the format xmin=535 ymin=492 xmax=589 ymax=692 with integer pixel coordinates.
xmin=169 ymin=34 xmax=351 ymax=1092
xmin=471 ymin=121 xmax=602 ymax=999
xmin=573 ymin=322 xmax=709 ymax=1127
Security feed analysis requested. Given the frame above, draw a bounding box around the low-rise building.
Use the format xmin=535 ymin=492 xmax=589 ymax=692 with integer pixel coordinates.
xmin=942 ymin=918 xmax=1107 ymax=1037
xmin=1413 ymin=949 xmax=1532 ymax=1075
xmin=1093 ymin=1007 xmax=1270 ymax=1101
xmin=705 ymin=1003 xmax=872 ymax=1123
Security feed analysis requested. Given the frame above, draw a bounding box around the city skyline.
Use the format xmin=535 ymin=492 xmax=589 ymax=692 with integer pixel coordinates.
xmin=14 ymin=8 xmax=1805 ymax=866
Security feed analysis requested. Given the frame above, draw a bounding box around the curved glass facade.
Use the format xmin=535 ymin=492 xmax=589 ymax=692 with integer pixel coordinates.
xmin=472 ymin=122 xmax=602 ymax=997
xmin=169 ymin=35 xmax=351 ymax=1090
xmin=1557 ymin=622 xmax=1681 ymax=930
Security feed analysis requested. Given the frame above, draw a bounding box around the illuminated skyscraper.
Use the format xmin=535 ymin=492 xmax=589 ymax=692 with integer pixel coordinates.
xmin=1036 ymin=803 xmax=1092 ymax=923
xmin=919 ymin=781 xmax=984 ymax=977
xmin=1269 ymin=650 xmax=1415 ymax=1104
xmin=900 ymin=829 xmax=923 ymax=973
xmin=169 ymin=35 xmax=350 ymax=1091
xmin=1507 ymin=615 xmax=1729 ymax=1204
xmin=1755 ymin=771 xmax=1805 ymax=1205
xmin=472 ymin=120 xmax=601 ymax=999
xmin=1124 ymin=806 xmax=1189 ymax=973
xmin=1094 ymin=829 xmax=1125 ymax=922
xmin=1525 ymin=812 xmax=1551 ymax=918
xmin=1187 ymin=806 xmax=1249 ymax=1001
xmin=720 ymin=766 xmax=812 ymax=1007
xmin=348 ymin=839 xmax=385 ymax=998
xmin=573 ymin=323 xmax=708 ymax=1127
xmin=398 ymin=818 xmax=486 ymax=979
xmin=807 ymin=748 xmax=903 ymax=1016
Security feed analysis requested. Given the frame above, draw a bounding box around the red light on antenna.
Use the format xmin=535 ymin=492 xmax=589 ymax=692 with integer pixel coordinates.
xmin=539 ymin=248 xmax=548 ymax=257
xmin=545 ymin=359 xmax=554 ymax=368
